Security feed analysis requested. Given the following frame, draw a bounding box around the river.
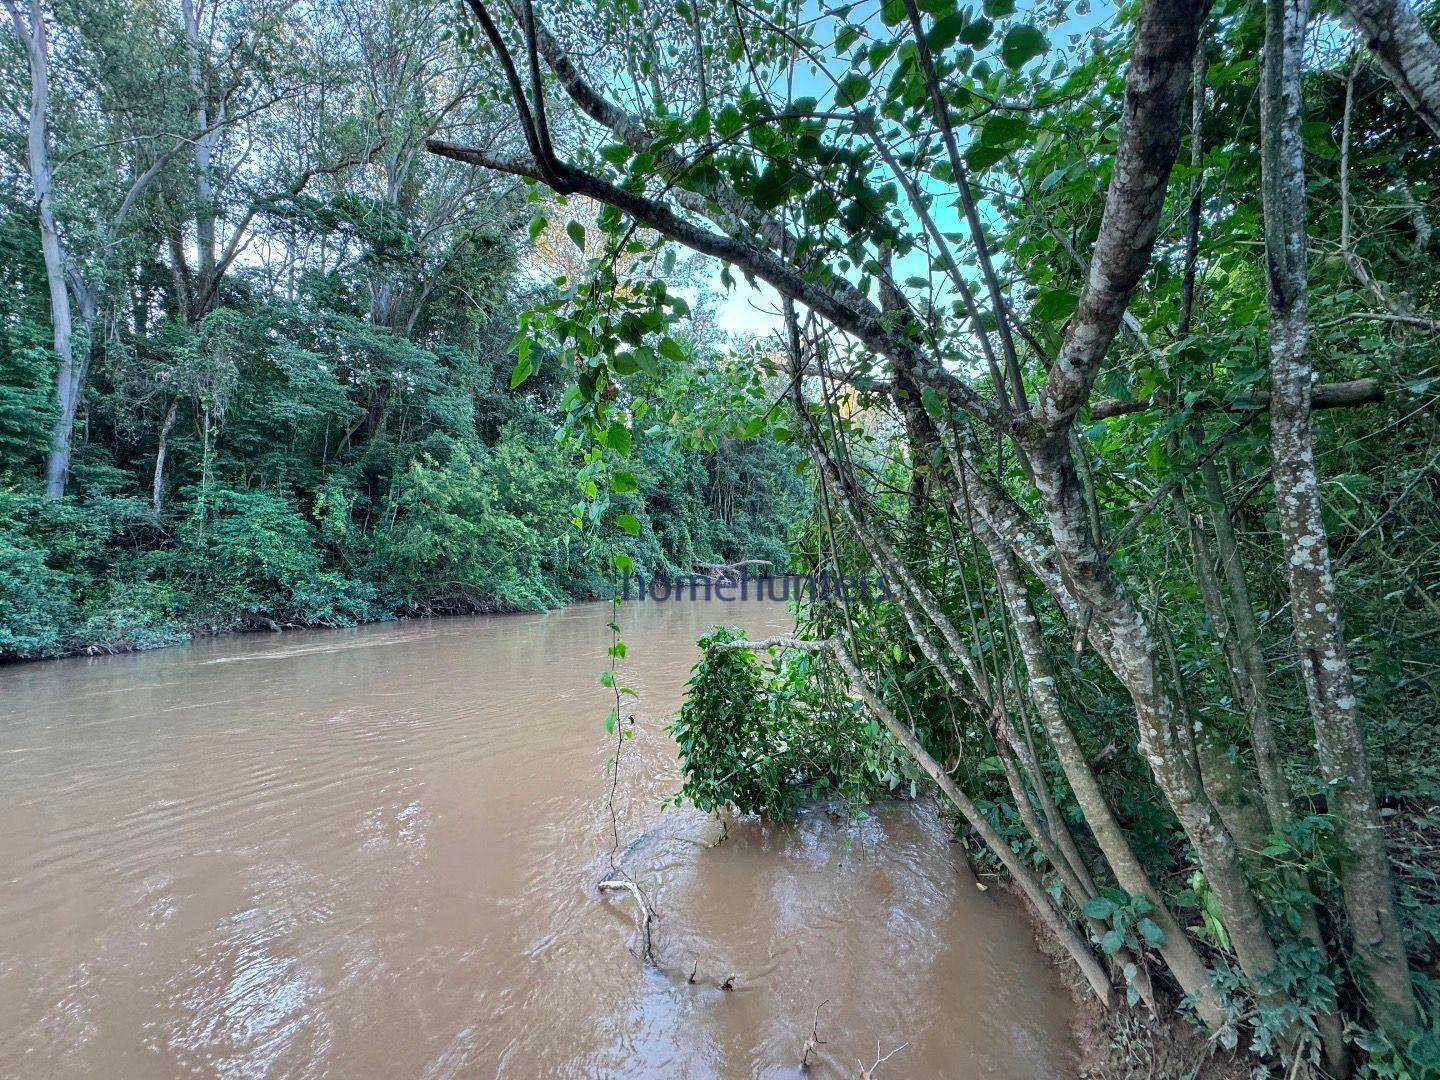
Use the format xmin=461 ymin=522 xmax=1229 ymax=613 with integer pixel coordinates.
xmin=0 ymin=596 xmax=1077 ymax=1077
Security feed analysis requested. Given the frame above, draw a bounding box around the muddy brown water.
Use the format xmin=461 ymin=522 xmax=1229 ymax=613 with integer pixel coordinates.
xmin=0 ymin=597 xmax=1077 ymax=1078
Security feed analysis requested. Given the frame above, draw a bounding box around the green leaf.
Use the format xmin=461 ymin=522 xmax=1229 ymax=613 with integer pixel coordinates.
xmin=836 ymin=24 xmax=860 ymax=52
xmin=528 ymin=214 xmax=547 ymax=241
xmin=658 ymin=336 xmax=687 ymax=364
xmin=1001 ymin=24 xmax=1047 ymax=69
xmin=806 ymin=188 xmax=839 ymax=225
xmin=604 ymin=709 xmax=618 ymax=733
xmin=601 ymin=424 xmax=632 ymax=455
xmin=835 ymin=73 xmax=871 ymax=107
xmin=1137 ymin=918 xmax=1165 ymax=948
xmin=928 ymin=10 xmax=968 ymax=51
xmin=965 ymin=141 xmax=1013 ymax=171
xmin=615 ymin=513 xmax=641 ymax=536
xmin=716 ymin=105 xmax=744 ymax=138
xmin=983 ymin=0 xmax=1014 ymax=15
xmin=957 ymin=16 xmax=992 ymax=47
xmin=1100 ymin=929 xmax=1125 ymax=955
xmin=566 ymin=220 xmax=586 ymax=249
xmin=981 ymin=115 xmax=1030 ymax=146
xmin=612 ymin=470 xmax=638 ymax=493
xmin=598 ymin=144 xmax=632 ymax=166
xmin=753 ymin=165 xmax=794 ymax=211
xmin=510 ymin=354 xmax=533 ymax=388
xmin=1032 ymin=290 xmax=1079 ymax=322
xmin=1082 ymin=897 xmax=1117 ymax=920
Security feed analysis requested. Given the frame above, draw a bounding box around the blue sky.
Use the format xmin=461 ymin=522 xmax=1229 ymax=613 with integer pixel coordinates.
xmin=704 ymin=0 xmax=1122 ymax=342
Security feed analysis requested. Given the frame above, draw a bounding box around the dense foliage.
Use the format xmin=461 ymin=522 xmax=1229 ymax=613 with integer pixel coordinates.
xmin=672 ymin=626 xmax=909 ymax=818
xmin=9 ymin=0 xmax=1440 ymax=1072
xmin=0 ymin=0 xmax=807 ymax=660
xmin=447 ymin=0 xmax=1440 ymax=1071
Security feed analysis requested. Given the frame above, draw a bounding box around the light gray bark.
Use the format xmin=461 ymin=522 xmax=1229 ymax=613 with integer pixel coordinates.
xmin=6 ymin=0 xmax=96 ymax=499
xmin=973 ymin=504 xmax=1225 ymax=1026
xmin=1261 ymin=0 xmax=1418 ymax=1036
xmin=152 ymin=398 xmax=178 ymax=514
xmin=1343 ymin=0 xmax=1440 ymax=137
xmin=181 ymin=0 xmax=219 ymax=310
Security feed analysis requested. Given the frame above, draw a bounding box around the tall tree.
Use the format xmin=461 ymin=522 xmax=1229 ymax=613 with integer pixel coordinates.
xmin=4 ymin=0 xmax=96 ymax=497
xmin=1260 ymin=0 xmax=1418 ymax=1035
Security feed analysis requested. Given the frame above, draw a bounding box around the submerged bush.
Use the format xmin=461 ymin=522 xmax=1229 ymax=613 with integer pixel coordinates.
xmin=671 ymin=627 xmax=893 ymax=819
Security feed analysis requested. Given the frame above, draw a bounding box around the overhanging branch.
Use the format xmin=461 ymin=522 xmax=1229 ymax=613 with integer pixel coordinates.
xmin=1090 ymin=377 xmax=1382 ymax=420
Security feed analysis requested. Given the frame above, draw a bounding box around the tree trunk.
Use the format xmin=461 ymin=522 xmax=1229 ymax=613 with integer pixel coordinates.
xmin=1343 ymin=0 xmax=1440 ymax=138
xmin=7 ymin=0 xmax=94 ymax=499
xmin=152 ymin=398 xmax=179 ymax=514
xmin=182 ymin=0 xmax=219 ymax=314
xmin=1024 ymin=431 xmax=1284 ymax=986
xmin=955 ymin=468 xmax=1225 ymax=1025
xmin=1261 ymin=0 xmax=1418 ymax=1036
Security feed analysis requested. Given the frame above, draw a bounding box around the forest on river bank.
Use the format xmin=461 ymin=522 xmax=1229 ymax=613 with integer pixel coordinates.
xmin=7 ymin=0 xmax=1440 ymax=1075
xmin=0 ymin=0 xmax=807 ymax=660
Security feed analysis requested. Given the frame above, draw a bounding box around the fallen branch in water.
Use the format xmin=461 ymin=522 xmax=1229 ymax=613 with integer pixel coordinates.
xmin=859 ymin=1040 xmax=909 ymax=1078
xmin=598 ymin=878 xmax=655 ymax=963
xmin=800 ymin=1000 xmax=829 ymax=1070
xmin=693 ymin=558 xmax=772 ymax=583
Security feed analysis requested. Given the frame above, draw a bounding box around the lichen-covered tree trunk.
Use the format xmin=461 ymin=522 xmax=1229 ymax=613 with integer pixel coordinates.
xmin=1343 ymin=0 xmax=1440 ymax=137
xmin=152 ymin=398 xmax=179 ymax=514
xmin=973 ymin=504 xmax=1225 ymax=1025
xmin=1025 ymin=434 xmax=1283 ymax=983
xmin=1260 ymin=0 xmax=1418 ymax=1037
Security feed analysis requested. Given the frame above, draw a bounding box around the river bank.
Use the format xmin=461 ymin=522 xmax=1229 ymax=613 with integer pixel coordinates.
xmin=0 ymin=589 xmax=580 ymax=664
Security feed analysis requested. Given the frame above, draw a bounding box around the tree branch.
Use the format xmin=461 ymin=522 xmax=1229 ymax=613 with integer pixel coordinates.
xmin=1090 ymin=377 xmax=1383 ymax=419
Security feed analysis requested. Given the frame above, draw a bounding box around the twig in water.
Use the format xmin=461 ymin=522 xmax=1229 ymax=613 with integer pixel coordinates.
xmin=800 ymin=1000 xmax=829 ymax=1069
xmin=859 ymin=1040 xmax=909 ymax=1078
xmin=598 ymin=878 xmax=655 ymax=963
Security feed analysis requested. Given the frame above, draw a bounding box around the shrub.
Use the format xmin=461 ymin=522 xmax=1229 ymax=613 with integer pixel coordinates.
xmin=368 ymin=444 xmax=563 ymax=612
xmin=0 ymin=533 xmax=70 ymax=658
xmin=173 ymin=485 xmax=367 ymax=627
xmin=671 ymin=627 xmax=893 ymax=819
